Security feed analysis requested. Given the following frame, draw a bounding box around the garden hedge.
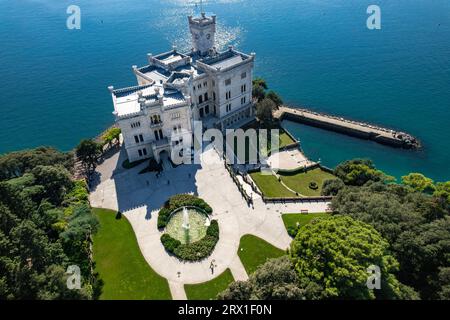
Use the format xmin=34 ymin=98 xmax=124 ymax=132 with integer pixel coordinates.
xmin=160 ymin=220 xmax=220 ymax=261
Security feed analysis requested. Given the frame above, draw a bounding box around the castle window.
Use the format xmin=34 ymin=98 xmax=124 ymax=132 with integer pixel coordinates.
xmin=143 ymin=148 xmax=147 ymax=156
xmin=226 ymin=104 xmax=232 ymax=112
xmin=131 ymin=121 xmax=140 ymax=128
xmin=198 ymin=84 xmax=201 ymax=89
xmin=199 ymin=95 xmax=203 ymax=104
xmin=203 ymin=81 xmax=207 ymax=87
xmin=241 ymin=97 xmax=246 ymax=105
xmin=204 ymin=92 xmax=208 ymax=101
xmin=226 ymin=91 xmax=231 ymax=100
xmin=171 ymin=112 xmax=180 ymax=120
xmin=138 ymin=149 xmax=143 ymax=157
xmin=139 ymin=134 xmax=144 ymax=142
xmin=225 ymin=79 xmax=231 ymax=86
xmin=134 ymin=135 xmax=139 ymax=143
xmin=241 ymin=72 xmax=247 ymax=79
xmin=213 ymin=92 xmax=216 ymax=101
xmin=241 ymin=84 xmax=247 ymax=93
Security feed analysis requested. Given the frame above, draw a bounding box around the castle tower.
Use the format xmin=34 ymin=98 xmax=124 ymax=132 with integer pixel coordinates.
xmin=188 ymin=12 xmax=216 ymax=56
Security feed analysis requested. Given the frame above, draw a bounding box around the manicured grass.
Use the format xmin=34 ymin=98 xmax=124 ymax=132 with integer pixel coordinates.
xmin=250 ymin=172 xmax=298 ymax=198
xmin=92 ymin=208 xmax=172 ymax=300
xmin=238 ymin=234 xmax=286 ymax=275
xmin=184 ymin=269 xmax=234 ymax=300
xmin=282 ymin=212 xmax=329 ymax=232
xmin=279 ymin=168 xmax=336 ymax=196
xmin=231 ymin=126 xmax=296 ymax=163
xmin=278 ymin=130 xmax=296 ymax=149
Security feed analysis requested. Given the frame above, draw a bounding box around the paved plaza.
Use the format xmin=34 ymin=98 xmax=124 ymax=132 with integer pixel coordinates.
xmin=90 ymin=144 xmax=330 ymax=299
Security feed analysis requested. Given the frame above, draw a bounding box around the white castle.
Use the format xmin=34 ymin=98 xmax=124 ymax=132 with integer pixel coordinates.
xmin=108 ymin=12 xmax=255 ymax=163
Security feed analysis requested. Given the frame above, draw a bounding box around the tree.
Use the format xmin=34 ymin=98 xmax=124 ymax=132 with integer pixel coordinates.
xmin=252 ymin=77 xmax=268 ymax=90
xmin=290 ymin=215 xmax=417 ymax=299
xmin=266 ymin=90 xmax=283 ymax=107
xmin=434 ymin=181 xmax=450 ymax=204
xmin=331 ymin=181 xmax=450 ymax=299
xmin=218 ymin=256 xmax=318 ymax=300
xmin=321 ymin=178 xmax=345 ymax=196
xmin=252 ymin=84 xmax=266 ymax=102
xmin=101 ymin=127 xmax=121 ymax=148
xmin=334 ymin=159 xmax=391 ymax=186
xmin=31 ymin=165 xmax=73 ymax=205
xmin=75 ymin=139 xmax=101 ymax=174
xmin=256 ymin=98 xmax=276 ymax=126
xmin=0 ymin=147 xmax=73 ymax=181
xmin=402 ymin=173 xmax=435 ymax=193
xmin=0 ymin=147 xmax=98 ymax=300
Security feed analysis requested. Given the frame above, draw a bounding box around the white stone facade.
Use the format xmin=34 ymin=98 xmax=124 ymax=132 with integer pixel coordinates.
xmin=109 ymin=12 xmax=255 ymax=163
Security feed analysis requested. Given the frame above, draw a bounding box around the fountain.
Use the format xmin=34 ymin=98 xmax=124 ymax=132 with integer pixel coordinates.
xmin=182 ymin=207 xmax=190 ymax=243
xmin=166 ymin=207 xmax=209 ymax=244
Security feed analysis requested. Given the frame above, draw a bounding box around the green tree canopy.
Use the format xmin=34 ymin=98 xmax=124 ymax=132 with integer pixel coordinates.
xmin=334 ymin=159 xmax=392 ymax=186
xmin=321 ymin=178 xmax=345 ymax=196
xmin=0 ymin=147 xmax=73 ymax=181
xmin=252 ymin=84 xmax=266 ymax=102
xmin=402 ymin=173 xmax=436 ymax=193
xmin=266 ymin=90 xmax=283 ymax=107
xmin=252 ymin=77 xmax=268 ymax=90
xmin=332 ymin=180 xmax=450 ymax=299
xmin=31 ymin=165 xmax=73 ymax=205
xmin=75 ymin=139 xmax=101 ymax=174
xmin=434 ymin=181 xmax=450 ymax=204
xmin=290 ymin=215 xmax=417 ymax=299
xmin=256 ymin=98 xmax=276 ymax=126
xmin=218 ymin=256 xmax=320 ymax=300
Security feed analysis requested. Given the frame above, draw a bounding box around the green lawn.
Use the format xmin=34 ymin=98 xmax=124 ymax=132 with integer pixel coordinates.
xmin=279 ymin=168 xmax=336 ymax=196
xmin=184 ymin=269 xmax=234 ymax=300
xmin=250 ymin=172 xmax=298 ymax=198
xmin=282 ymin=212 xmax=329 ymax=232
xmin=278 ymin=130 xmax=296 ymax=149
xmin=238 ymin=234 xmax=286 ymax=275
xmin=92 ymin=208 xmax=172 ymax=300
xmin=231 ymin=126 xmax=296 ymax=163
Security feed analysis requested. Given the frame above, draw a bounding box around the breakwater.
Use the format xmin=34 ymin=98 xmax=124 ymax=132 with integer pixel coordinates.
xmin=274 ymin=106 xmax=420 ymax=149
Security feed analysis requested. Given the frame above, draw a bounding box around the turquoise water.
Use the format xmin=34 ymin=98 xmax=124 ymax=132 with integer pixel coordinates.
xmin=0 ymin=0 xmax=449 ymax=181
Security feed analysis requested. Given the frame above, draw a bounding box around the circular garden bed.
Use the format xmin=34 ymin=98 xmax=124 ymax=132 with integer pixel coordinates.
xmin=158 ymin=194 xmax=219 ymax=261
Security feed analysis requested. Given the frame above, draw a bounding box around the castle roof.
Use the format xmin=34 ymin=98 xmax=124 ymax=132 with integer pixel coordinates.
xmin=111 ymin=84 xmax=187 ymax=118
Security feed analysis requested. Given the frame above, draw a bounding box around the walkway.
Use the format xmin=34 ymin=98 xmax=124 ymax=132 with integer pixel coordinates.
xmin=90 ymin=145 xmax=330 ymax=299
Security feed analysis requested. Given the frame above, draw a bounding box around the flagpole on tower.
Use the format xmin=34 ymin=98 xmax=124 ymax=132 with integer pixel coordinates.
xmin=200 ymin=0 xmax=204 ymax=15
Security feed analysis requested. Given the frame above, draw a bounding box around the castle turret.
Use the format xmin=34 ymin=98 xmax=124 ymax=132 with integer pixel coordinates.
xmin=188 ymin=12 xmax=216 ymax=56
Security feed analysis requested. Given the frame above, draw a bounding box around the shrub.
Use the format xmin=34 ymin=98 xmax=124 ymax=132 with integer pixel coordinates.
xmin=160 ymin=219 xmax=220 ymax=261
xmin=287 ymin=225 xmax=299 ymax=238
xmin=309 ymin=181 xmax=318 ymax=190
xmin=321 ymin=179 xmax=345 ymax=196
xmin=206 ymin=220 xmax=219 ymax=238
xmin=160 ymin=234 xmax=181 ymax=253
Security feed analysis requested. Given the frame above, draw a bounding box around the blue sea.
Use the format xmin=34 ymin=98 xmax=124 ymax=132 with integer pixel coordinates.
xmin=0 ymin=0 xmax=449 ymax=181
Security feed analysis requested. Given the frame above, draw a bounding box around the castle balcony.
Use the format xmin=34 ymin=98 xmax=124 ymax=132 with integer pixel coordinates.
xmin=150 ymin=121 xmax=163 ymax=128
